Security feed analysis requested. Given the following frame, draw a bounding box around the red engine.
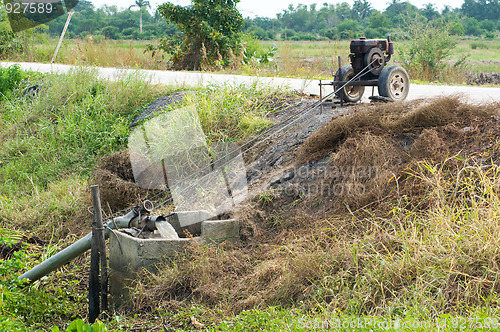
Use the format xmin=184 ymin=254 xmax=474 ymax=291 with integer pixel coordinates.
xmin=349 ymin=36 xmax=394 ymax=77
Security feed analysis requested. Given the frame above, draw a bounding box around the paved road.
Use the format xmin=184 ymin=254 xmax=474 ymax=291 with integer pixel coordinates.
xmin=2 ymin=61 xmax=500 ymax=103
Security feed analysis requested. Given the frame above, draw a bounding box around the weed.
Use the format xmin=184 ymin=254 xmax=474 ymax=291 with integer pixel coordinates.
xmin=470 ymin=41 xmax=489 ymax=50
xmin=177 ymin=83 xmax=287 ymax=142
xmin=400 ymin=16 xmax=460 ymax=82
xmin=0 ymin=235 xmax=83 ymax=331
xmin=0 ymin=64 xmax=25 ymax=100
xmin=258 ymin=190 xmax=277 ymax=207
xmin=0 ymin=69 xmax=162 ymax=238
xmin=52 ymin=319 xmax=109 ymax=332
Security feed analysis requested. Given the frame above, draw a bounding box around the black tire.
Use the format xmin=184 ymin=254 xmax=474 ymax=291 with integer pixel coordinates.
xmin=378 ymin=65 xmax=410 ymax=102
xmin=335 ymin=65 xmax=364 ymax=103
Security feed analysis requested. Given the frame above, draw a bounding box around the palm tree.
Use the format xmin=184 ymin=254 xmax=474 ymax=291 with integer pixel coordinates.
xmin=353 ymin=0 xmax=373 ymax=19
xmin=129 ymin=0 xmax=151 ymax=33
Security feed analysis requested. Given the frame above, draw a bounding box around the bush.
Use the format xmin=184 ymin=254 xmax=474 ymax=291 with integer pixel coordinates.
xmin=247 ymin=26 xmax=269 ymax=40
xmin=336 ymin=19 xmax=362 ymax=39
xmin=320 ymin=28 xmax=336 ymax=40
xmin=0 ymin=8 xmax=22 ymax=59
xmin=471 ymin=41 xmax=489 ymax=50
xmin=479 ymin=19 xmax=496 ymax=32
xmin=280 ymin=28 xmax=296 ymax=40
xmin=289 ymin=32 xmax=320 ymax=41
xmin=0 ymin=31 xmax=22 ymax=59
xmin=448 ymin=20 xmax=465 ymax=36
xmin=400 ymin=17 xmax=459 ymax=81
xmin=485 ymin=31 xmax=496 ymax=40
xmin=464 ymin=17 xmax=483 ymax=36
xmin=156 ymin=0 xmax=244 ymax=70
xmin=0 ymin=64 xmax=25 ymax=100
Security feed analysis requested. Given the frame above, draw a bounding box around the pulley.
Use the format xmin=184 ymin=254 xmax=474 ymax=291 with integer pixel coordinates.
xmin=364 ymin=47 xmax=385 ymax=75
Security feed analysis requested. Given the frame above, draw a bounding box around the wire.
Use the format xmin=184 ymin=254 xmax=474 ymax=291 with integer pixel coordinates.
xmin=106 ymin=59 xmax=381 ymax=218
xmin=152 ymin=59 xmax=380 ymax=210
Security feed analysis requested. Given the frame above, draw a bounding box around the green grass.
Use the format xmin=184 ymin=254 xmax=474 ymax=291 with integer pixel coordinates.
xmin=208 ymin=307 xmax=500 ymax=331
xmin=0 ymin=233 xmax=85 ymax=331
xmin=0 ymin=66 xmax=294 ymax=330
xmin=177 ymin=83 xmax=285 ymax=142
xmin=0 ymin=66 xmax=162 ymax=239
xmin=259 ymin=40 xmax=500 ymax=82
xmin=0 ymin=68 xmax=159 ymax=195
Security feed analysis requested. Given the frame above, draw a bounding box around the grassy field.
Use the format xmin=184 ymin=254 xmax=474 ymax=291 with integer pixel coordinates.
xmin=9 ymin=37 xmax=500 ymax=84
xmin=1 ymin=48 xmax=500 ymax=330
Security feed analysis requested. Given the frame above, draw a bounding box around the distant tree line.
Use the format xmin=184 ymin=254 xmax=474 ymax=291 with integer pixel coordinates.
xmin=1 ymin=0 xmax=499 ymax=41
xmin=243 ymin=0 xmax=500 ymax=41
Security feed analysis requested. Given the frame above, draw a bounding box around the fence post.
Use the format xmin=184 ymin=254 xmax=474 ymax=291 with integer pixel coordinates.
xmin=89 ymin=185 xmax=107 ymax=323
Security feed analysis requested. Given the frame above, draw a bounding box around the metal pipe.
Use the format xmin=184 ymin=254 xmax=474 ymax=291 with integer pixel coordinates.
xmin=19 ymin=209 xmax=139 ymax=283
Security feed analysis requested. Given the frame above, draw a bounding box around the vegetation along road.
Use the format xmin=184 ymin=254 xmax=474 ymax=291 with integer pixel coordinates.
xmin=2 ymin=61 xmax=500 ymax=103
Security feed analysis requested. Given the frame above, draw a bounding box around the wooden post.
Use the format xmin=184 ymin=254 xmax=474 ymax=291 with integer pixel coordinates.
xmin=89 ymin=185 xmax=107 ymax=323
xmin=51 ymin=11 xmax=74 ymax=64
xmin=338 ymin=56 xmax=343 ymax=107
xmin=319 ymin=79 xmax=323 ymax=113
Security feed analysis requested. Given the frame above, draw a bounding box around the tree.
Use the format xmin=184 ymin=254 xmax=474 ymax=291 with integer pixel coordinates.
xmin=461 ymin=0 xmax=500 ymax=22
xmin=157 ymin=0 xmax=243 ymax=70
xmin=353 ymin=0 xmax=373 ymax=20
xmin=421 ymin=3 xmax=439 ymax=21
xmin=129 ymin=0 xmax=151 ymax=33
xmin=0 ymin=4 xmax=23 ymax=59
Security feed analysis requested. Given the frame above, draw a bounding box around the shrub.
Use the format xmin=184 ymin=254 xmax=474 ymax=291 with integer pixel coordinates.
xmin=0 ymin=31 xmax=22 ymax=59
xmin=0 ymin=64 xmax=25 ymax=100
xmin=336 ymin=19 xmax=362 ymax=40
xmin=156 ymin=0 xmax=244 ymax=70
xmin=400 ymin=17 xmax=459 ymax=81
xmin=280 ymin=28 xmax=296 ymax=40
xmin=448 ymin=20 xmax=465 ymax=36
xmin=0 ymin=8 xmax=22 ymax=59
xmin=479 ymin=19 xmax=496 ymax=32
xmin=471 ymin=41 xmax=489 ymax=50
xmin=464 ymin=17 xmax=483 ymax=36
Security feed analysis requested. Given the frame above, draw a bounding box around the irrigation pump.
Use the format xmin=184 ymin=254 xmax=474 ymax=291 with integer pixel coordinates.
xmin=320 ymin=35 xmax=410 ymax=103
xmin=19 ymin=201 xmax=166 ymax=283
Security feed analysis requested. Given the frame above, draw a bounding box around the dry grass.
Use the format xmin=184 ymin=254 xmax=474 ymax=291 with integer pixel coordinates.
xmin=129 ymin=158 xmax=500 ymax=319
xmin=296 ymin=96 xmax=496 ymax=164
xmin=121 ymin=97 xmax=500 ymax=327
xmin=17 ymin=37 xmax=167 ymax=70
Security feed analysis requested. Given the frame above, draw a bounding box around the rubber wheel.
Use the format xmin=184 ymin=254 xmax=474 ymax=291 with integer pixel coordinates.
xmin=335 ymin=65 xmax=364 ymax=103
xmin=378 ymin=65 xmax=410 ymax=101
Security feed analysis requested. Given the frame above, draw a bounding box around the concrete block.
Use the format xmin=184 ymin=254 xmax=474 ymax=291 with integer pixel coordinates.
xmin=165 ymin=210 xmax=214 ymax=236
xmin=201 ymin=219 xmax=240 ymax=243
xmin=109 ymin=230 xmax=198 ymax=273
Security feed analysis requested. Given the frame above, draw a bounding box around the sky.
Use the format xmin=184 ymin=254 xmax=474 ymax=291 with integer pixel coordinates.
xmin=89 ymin=0 xmax=464 ymax=18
